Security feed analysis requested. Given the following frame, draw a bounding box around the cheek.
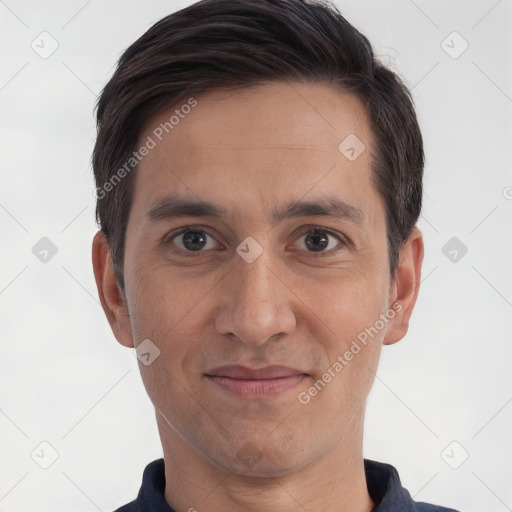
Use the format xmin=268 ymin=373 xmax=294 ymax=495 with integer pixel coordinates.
xmin=297 ymin=280 xmax=386 ymax=425
xmin=294 ymin=266 xmax=389 ymax=344
xmin=292 ymin=269 xmax=388 ymax=414
xmin=125 ymin=254 xmax=213 ymax=339
xmin=123 ymin=268 xmax=207 ymax=408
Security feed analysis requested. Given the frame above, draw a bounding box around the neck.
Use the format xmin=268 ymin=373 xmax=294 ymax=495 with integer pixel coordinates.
xmin=157 ymin=411 xmax=374 ymax=512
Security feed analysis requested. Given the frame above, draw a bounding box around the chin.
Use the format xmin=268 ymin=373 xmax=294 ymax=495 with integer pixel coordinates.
xmin=222 ymin=454 xmax=302 ymax=479
xmin=208 ymin=435 xmax=309 ymax=478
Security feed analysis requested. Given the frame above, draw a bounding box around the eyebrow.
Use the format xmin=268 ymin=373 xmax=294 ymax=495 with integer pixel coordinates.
xmin=146 ymin=195 xmax=364 ymax=226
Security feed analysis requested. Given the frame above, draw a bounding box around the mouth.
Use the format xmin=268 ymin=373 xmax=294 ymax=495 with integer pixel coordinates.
xmin=204 ymin=365 xmax=309 ymax=398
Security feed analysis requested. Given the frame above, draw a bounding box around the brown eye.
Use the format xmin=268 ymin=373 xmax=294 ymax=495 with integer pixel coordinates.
xmin=169 ymin=229 xmax=218 ymax=254
xmin=304 ymin=231 xmax=330 ymax=252
xmin=181 ymin=230 xmax=208 ymax=251
xmin=294 ymin=228 xmax=345 ymax=256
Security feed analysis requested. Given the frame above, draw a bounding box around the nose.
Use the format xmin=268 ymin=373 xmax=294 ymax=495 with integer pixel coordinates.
xmin=214 ymin=250 xmax=297 ymax=347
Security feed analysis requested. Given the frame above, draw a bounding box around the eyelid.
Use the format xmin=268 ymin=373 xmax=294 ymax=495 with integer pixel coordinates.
xmin=162 ymin=224 xmax=350 ymax=257
xmin=289 ymin=226 xmax=348 ymax=257
xmin=163 ymin=224 xmax=223 ymax=256
xmin=164 ymin=224 xmax=218 ymax=243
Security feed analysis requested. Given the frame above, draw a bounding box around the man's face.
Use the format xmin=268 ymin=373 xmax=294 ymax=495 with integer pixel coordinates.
xmin=116 ymin=82 xmax=399 ymax=476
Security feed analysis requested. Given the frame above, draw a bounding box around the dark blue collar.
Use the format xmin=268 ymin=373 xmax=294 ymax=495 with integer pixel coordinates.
xmin=113 ymin=458 xmax=460 ymax=511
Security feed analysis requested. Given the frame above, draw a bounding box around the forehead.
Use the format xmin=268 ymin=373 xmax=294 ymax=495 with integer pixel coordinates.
xmin=129 ymin=81 xmax=379 ymax=227
xmin=156 ymin=82 xmax=372 ymax=160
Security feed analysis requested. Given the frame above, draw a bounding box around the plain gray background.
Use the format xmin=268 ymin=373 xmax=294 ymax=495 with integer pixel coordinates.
xmin=1 ymin=1 xmax=511 ymax=511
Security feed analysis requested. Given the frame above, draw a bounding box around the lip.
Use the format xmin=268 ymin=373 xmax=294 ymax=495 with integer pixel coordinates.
xmin=206 ymin=364 xmax=306 ymax=380
xmin=205 ymin=365 xmax=308 ymax=398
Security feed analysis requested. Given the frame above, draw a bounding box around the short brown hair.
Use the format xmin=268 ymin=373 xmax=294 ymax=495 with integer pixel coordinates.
xmin=93 ymin=0 xmax=424 ymax=291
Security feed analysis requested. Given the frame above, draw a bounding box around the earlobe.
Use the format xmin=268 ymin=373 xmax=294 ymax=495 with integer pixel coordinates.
xmin=91 ymin=231 xmax=135 ymax=348
xmin=383 ymin=227 xmax=424 ymax=346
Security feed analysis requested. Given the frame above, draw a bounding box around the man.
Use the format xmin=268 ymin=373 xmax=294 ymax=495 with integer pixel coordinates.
xmin=91 ymin=0 xmax=460 ymax=510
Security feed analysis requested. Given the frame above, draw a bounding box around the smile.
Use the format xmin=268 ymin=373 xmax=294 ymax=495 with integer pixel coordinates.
xmin=205 ymin=365 xmax=308 ymax=398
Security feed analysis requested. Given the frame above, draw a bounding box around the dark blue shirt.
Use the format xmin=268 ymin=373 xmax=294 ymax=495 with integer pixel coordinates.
xmin=113 ymin=458 xmax=460 ymax=511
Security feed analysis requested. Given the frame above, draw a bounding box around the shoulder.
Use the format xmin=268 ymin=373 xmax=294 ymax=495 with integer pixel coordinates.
xmin=415 ymin=503 xmax=460 ymax=511
xmin=111 ymin=501 xmax=138 ymax=512
xmin=111 ymin=458 xmax=167 ymax=512
xmin=364 ymin=458 xmax=461 ymax=512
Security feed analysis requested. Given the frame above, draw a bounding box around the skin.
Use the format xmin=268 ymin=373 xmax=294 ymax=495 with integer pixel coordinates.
xmin=92 ymin=81 xmax=423 ymax=512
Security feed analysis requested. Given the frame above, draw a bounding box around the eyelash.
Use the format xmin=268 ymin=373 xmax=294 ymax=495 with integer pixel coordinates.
xmin=163 ymin=225 xmax=347 ymax=258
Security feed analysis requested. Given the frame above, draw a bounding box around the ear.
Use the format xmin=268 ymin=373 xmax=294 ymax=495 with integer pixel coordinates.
xmin=383 ymin=227 xmax=424 ymax=346
xmin=92 ymin=231 xmax=134 ymax=348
